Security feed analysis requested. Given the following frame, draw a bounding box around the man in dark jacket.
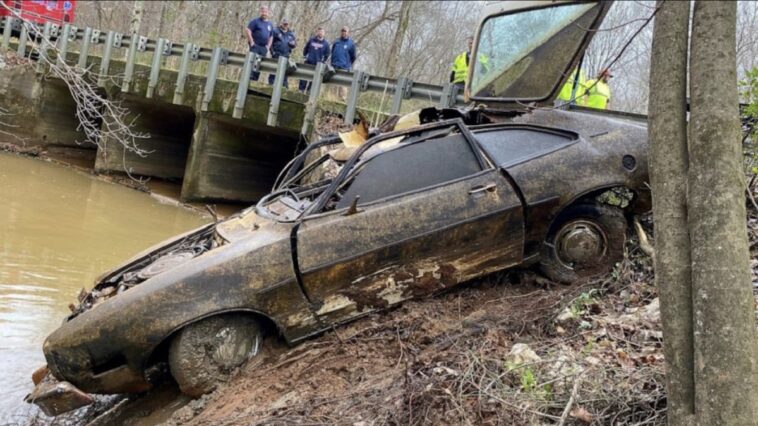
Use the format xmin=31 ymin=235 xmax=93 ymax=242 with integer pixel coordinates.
xmin=268 ymin=18 xmax=296 ymax=87
xmin=299 ymin=27 xmax=330 ymax=93
xmin=245 ymin=5 xmax=273 ymax=81
xmin=331 ymin=27 xmax=356 ymax=72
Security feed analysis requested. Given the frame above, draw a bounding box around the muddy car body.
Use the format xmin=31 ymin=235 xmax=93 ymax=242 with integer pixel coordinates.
xmin=31 ymin=0 xmax=649 ymax=414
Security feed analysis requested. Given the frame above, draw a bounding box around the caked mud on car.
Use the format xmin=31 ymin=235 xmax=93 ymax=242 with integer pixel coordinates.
xmin=27 ymin=0 xmax=650 ymax=415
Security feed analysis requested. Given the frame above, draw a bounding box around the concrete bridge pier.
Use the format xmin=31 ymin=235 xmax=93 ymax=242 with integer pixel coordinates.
xmin=32 ymin=77 xmax=98 ymax=149
xmin=181 ymin=112 xmax=299 ymax=203
xmin=0 ymin=66 xmax=93 ymax=151
xmin=94 ymin=94 xmax=195 ymax=179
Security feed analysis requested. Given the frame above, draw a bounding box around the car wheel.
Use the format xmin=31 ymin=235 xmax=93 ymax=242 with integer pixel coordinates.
xmin=539 ymin=204 xmax=626 ymax=283
xmin=168 ymin=314 xmax=262 ymax=397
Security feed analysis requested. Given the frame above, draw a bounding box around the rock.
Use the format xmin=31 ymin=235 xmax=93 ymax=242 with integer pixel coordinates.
xmin=432 ymin=366 xmax=459 ymax=376
xmin=506 ymin=343 xmax=541 ymax=366
xmin=584 ymin=356 xmax=601 ymax=366
xmin=556 ymin=307 xmax=575 ymax=323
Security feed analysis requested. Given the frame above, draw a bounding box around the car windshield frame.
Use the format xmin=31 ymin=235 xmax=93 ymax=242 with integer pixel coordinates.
xmin=468 ymin=0 xmax=610 ymax=106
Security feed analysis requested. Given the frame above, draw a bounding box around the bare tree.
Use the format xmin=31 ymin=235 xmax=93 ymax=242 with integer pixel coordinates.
xmin=0 ymin=3 xmax=151 ymax=158
xmin=648 ymin=2 xmax=694 ymax=424
xmin=689 ymin=1 xmax=758 ymax=422
xmin=129 ymin=0 xmax=144 ymax=37
xmin=383 ymin=0 xmax=412 ymax=77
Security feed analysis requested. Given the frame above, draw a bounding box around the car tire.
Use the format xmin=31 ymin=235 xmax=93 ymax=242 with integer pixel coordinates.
xmin=539 ymin=204 xmax=626 ymax=283
xmin=168 ymin=314 xmax=262 ymax=397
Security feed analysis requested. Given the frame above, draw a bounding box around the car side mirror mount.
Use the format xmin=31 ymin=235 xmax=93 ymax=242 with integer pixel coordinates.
xmin=344 ymin=196 xmax=361 ymax=216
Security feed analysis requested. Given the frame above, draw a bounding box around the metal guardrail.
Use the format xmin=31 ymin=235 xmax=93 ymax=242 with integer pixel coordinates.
xmin=0 ymin=17 xmax=465 ymax=137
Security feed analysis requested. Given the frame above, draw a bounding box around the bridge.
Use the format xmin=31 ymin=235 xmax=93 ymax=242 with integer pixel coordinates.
xmin=0 ymin=17 xmax=464 ymax=203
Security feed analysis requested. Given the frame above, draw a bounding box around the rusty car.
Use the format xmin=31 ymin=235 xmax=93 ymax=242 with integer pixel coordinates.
xmin=28 ymin=0 xmax=651 ymax=415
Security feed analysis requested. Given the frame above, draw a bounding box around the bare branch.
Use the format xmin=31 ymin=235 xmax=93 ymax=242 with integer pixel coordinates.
xmin=1 ymin=2 xmax=152 ymax=160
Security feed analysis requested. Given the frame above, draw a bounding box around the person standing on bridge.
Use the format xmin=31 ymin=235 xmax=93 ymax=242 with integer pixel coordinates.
xmin=268 ymin=18 xmax=297 ymax=88
xmin=331 ymin=27 xmax=356 ymax=72
xmin=246 ymin=5 xmax=273 ymax=82
xmin=299 ymin=27 xmax=330 ymax=93
xmin=330 ymin=26 xmax=356 ymax=99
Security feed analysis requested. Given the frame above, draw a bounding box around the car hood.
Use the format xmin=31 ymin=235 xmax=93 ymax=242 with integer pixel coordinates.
xmin=468 ymin=0 xmax=611 ymax=109
xmin=69 ymin=210 xmax=290 ymax=319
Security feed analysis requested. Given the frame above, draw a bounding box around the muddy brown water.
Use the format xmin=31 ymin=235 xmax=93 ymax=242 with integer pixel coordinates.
xmin=0 ymin=153 xmax=210 ymax=423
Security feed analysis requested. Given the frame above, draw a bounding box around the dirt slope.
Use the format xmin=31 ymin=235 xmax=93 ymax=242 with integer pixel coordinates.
xmin=166 ymin=227 xmax=670 ymax=425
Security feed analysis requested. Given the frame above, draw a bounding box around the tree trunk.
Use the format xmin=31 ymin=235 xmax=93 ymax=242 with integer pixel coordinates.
xmin=129 ymin=0 xmax=144 ymax=36
xmin=157 ymin=1 xmax=169 ymax=38
xmin=689 ymin=1 xmax=758 ymax=424
xmin=647 ymin=1 xmax=694 ymax=424
xmin=385 ymin=1 xmax=412 ymax=77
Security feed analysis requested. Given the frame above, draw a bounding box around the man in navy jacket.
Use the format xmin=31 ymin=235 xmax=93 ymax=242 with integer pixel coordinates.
xmin=299 ymin=27 xmax=330 ymax=93
xmin=331 ymin=27 xmax=356 ymax=72
xmin=268 ymin=18 xmax=297 ymax=87
xmin=245 ymin=5 xmax=273 ymax=81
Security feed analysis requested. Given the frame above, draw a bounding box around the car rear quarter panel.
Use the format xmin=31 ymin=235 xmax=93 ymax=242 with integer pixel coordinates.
xmin=492 ymin=108 xmax=649 ymax=252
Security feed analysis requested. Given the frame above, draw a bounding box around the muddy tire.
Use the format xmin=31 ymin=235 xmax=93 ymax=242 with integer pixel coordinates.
xmin=540 ymin=204 xmax=626 ymax=284
xmin=168 ymin=314 xmax=262 ymax=397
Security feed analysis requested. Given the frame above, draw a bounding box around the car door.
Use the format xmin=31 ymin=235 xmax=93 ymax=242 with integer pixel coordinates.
xmin=294 ymin=127 xmax=525 ymax=326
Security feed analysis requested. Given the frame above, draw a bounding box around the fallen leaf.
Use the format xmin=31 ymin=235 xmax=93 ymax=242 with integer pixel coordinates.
xmin=570 ymin=406 xmax=593 ymax=423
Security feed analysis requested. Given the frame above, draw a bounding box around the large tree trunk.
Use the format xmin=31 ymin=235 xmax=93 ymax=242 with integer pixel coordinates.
xmin=647 ymin=2 xmax=694 ymax=424
xmin=689 ymin=1 xmax=758 ymax=424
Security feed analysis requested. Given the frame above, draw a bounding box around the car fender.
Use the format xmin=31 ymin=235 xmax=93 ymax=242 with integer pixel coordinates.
xmin=44 ymin=233 xmax=318 ymax=393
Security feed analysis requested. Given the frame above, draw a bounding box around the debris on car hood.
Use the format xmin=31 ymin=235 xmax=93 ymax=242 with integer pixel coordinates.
xmin=67 ymin=224 xmax=222 ymax=318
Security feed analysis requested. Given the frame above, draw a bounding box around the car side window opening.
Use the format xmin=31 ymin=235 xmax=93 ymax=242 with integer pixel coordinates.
xmin=474 ymin=127 xmax=577 ymax=168
xmin=331 ymin=133 xmax=483 ymax=210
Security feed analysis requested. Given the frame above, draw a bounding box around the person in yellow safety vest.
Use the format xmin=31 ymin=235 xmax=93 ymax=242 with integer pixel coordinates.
xmin=557 ymin=68 xmax=589 ymax=106
xmin=450 ymin=36 xmax=488 ymax=89
xmin=585 ymin=68 xmax=613 ymax=109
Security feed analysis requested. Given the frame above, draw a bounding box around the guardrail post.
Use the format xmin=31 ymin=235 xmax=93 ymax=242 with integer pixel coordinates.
xmin=173 ymin=43 xmax=193 ymax=104
xmin=146 ymin=37 xmax=166 ymax=98
xmin=2 ymin=16 xmax=13 ymax=50
xmin=35 ymin=22 xmax=52 ymax=73
xmin=201 ymin=47 xmax=224 ymax=112
xmin=17 ymin=24 xmax=28 ymax=57
xmin=57 ymin=24 xmax=71 ymax=66
xmin=97 ymin=31 xmax=116 ymax=87
xmin=438 ymin=83 xmax=459 ymax=109
xmin=390 ymin=77 xmax=412 ymax=115
xmin=77 ymin=27 xmax=92 ymax=70
xmin=345 ymin=70 xmax=367 ymax=124
xmin=122 ymin=34 xmax=139 ymax=92
xmin=301 ymin=62 xmax=325 ymax=137
xmin=233 ymin=50 xmax=254 ymax=119
xmin=266 ymin=55 xmax=289 ymax=126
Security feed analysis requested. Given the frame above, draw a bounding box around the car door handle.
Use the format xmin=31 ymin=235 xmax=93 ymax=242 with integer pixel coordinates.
xmin=468 ymin=183 xmax=497 ymax=195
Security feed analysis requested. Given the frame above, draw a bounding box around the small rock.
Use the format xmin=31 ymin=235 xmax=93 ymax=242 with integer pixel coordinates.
xmin=507 ymin=343 xmax=541 ymax=365
xmin=584 ymin=356 xmax=601 ymax=366
xmin=556 ymin=307 xmax=575 ymax=322
xmin=432 ymin=366 xmax=459 ymax=376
